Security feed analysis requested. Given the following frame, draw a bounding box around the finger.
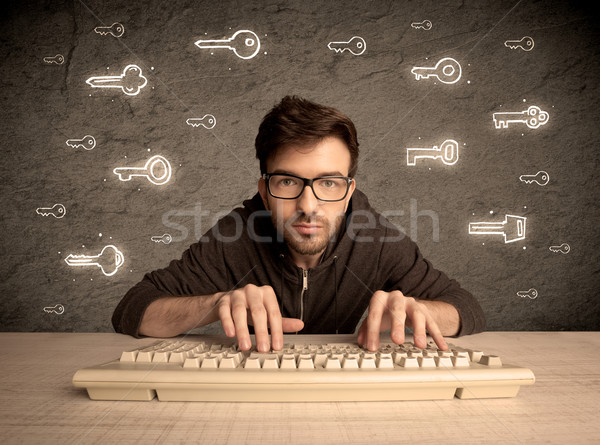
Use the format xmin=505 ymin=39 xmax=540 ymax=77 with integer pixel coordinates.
xmin=387 ymin=293 xmax=407 ymax=345
xmin=230 ymin=290 xmax=251 ymax=350
xmin=356 ymin=318 xmax=367 ymax=346
xmin=410 ymin=309 xmax=428 ymax=349
xmin=281 ymin=318 xmax=304 ymax=333
xmin=262 ymin=286 xmax=283 ymax=351
xmin=425 ymin=315 xmax=448 ymax=351
xmin=365 ymin=291 xmax=388 ymax=351
xmin=217 ymin=293 xmax=235 ymax=337
xmin=247 ymin=289 xmax=269 ymax=352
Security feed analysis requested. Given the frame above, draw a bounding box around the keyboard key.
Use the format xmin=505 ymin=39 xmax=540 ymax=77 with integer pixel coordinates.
xmin=480 ymin=355 xmax=502 ymax=366
xmin=325 ymin=357 xmax=341 ymax=369
xmin=297 ymin=357 xmax=315 ymax=369
xmin=201 ymin=357 xmax=220 ymax=368
xmin=399 ymin=356 xmax=419 ymax=368
xmin=418 ymin=356 xmax=436 ymax=368
xmin=342 ymin=357 xmax=359 ymax=368
xmin=120 ymin=350 xmax=138 ymax=362
xmin=244 ymin=357 xmax=261 ymax=369
xmin=359 ymin=356 xmax=376 ymax=369
xmin=136 ymin=351 xmax=154 ymax=362
xmin=376 ymin=356 xmax=394 ymax=369
xmin=183 ymin=357 xmax=201 ymax=368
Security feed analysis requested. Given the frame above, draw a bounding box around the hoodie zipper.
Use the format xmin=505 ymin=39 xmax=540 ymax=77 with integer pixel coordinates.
xmin=300 ymin=269 xmax=308 ymax=322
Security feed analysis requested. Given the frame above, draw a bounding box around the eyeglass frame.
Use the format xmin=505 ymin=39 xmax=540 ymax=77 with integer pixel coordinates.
xmin=262 ymin=172 xmax=354 ymax=202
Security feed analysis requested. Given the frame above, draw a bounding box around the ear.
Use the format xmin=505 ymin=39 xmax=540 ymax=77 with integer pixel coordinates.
xmin=343 ymin=178 xmax=356 ymax=212
xmin=258 ymin=177 xmax=270 ymax=210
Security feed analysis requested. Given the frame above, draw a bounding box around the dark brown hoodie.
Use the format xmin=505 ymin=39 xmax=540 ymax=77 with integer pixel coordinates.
xmin=112 ymin=189 xmax=486 ymax=338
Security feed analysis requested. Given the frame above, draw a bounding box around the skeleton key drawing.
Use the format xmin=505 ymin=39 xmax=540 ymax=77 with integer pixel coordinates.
xmin=43 ymin=304 xmax=65 ymax=315
xmin=493 ymin=105 xmax=549 ymax=129
xmin=186 ymin=115 xmax=216 ymax=129
xmin=516 ymin=288 xmax=538 ymax=299
xmin=94 ymin=22 xmax=125 ymax=38
xmin=113 ymin=154 xmax=172 ymax=185
xmin=411 ymin=57 xmax=462 ymax=84
xmin=195 ymin=30 xmax=261 ymax=60
xmin=64 ymin=245 xmax=124 ymax=277
xmin=36 ymin=203 xmax=66 ymax=218
xmin=66 ymin=135 xmax=96 ymax=150
xmin=469 ymin=214 xmax=527 ymax=243
xmin=327 ymin=36 xmax=366 ymax=55
xmin=406 ymin=139 xmax=459 ymax=166
xmin=504 ymin=36 xmax=534 ymax=51
xmin=411 ymin=20 xmax=432 ymax=30
xmin=519 ymin=170 xmax=549 ymax=186
xmin=151 ymin=234 xmax=172 ymax=244
xmin=549 ymin=243 xmax=570 ymax=254
xmin=43 ymin=54 xmax=64 ymax=64
xmin=86 ymin=64 xmax=148 ymax=96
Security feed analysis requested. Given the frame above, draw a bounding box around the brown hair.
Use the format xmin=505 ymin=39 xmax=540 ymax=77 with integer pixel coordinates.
xmin=255 ymin=96 xmax=359 ymax=177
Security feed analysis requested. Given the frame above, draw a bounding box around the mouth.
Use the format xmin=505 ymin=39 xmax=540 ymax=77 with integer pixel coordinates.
xmin=292 ymin=224 xmax=322 ymax=235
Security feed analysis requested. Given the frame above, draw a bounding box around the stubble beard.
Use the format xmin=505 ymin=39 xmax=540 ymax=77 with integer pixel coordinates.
xmin=274 ymin=212 xmax=346 ymax=256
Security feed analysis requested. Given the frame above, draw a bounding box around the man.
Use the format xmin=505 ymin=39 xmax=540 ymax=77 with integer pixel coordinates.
xmin=112 ymin=96 xmax=485 ymax=353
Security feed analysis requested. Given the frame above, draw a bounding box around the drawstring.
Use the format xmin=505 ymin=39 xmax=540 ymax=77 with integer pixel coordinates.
xmin=279 ymin=253 xmax=285 ymax=316
xmin=333 ymin=256 xmax=339 ymax=334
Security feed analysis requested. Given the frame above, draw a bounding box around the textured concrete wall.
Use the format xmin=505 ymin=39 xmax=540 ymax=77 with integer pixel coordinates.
xmin=1 ymin=0 xmax=598 ymax=334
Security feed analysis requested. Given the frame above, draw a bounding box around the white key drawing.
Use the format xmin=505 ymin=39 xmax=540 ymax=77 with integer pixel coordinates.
xmin=86 ymin=64 xmax=148 ymax=96
xmin=43 ymin=304 xmax=65 ymax=315
xmin=195 ymin=30 xmax=261 ymax=60
xmin=411 ymin=57 xmax=462 ymax=84
xmin=94 ymin=22 xmax=125 ymax=38
xmin=36 ymin=203 xmax=66 ymax=218
xmin=516 ymin=288 xmax=538 ymax=299
xmin=549 ymin=243 xmax=570 ymax=254
xmin=493 ymin=105 xmax=549 ymax=129
xmin=64 ymin=244 xmax=124 ymax=277
xmin=411 ymin=20 xmax=432 ymax=30
xmin=504 ymin=36 xmax=534 ymax=52
xmin=469 ymin=214 xmax=527 ymax=243
xmin=151 ymin=234 xmax=172 ymax=244
xmin=327 ymin=36 xmax=366 ymax=56
xmin=66 ymin=135 xmax=96 ymax=150
xmin=113 ymin=154 xmax=172 ymax=185
xmin=407 ymin=139 xmax=459 ymax=166
xmin=186 ymin=115 xmax=216 ymax=129
xmin=43 ymin=54 xmax=64 ymax=64
xmin=519 ymin=170 xmax=549 ymax=186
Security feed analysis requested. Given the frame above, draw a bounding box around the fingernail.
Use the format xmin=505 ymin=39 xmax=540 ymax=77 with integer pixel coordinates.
xmin=368 ymin=341 xmax=376 ymax=351
xmin=260 ymin=342 xmax=269 ymax=352
xmin=415 ymin=335 xmax=426 ymax=346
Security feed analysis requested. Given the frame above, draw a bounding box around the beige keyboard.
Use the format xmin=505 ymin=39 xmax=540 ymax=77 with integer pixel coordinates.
xmin=72 ymin=335 xmax=535 ymax=402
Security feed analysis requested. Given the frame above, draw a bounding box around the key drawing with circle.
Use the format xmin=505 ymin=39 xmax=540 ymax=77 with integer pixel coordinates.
xmin=86 ymin=64 xmax=148 ymax=96
xmin=195 ymin=30 xmax=261 ymax=60
xmin=407 ymin=139 xmax=459 ymax=166
xmin=327 ymin=36 xmax=366 ymax=56
xmin=504 ymin=36 xmax=534 ymax=52
xmin=66 ymin=135 xmax=96 ymax=150
xmin=43 ymin=304 xmax=65 ymax=315
xmin=36 ymin=203 xmax=66 ymax=218
xmin=186 ymin=115 xmax=216 ymax=129
xmin=519 ymin=170 xmax=549 ymax=186
xmin=94 ymin=22 xmax=125 ymax=38
xmin=493 ymin=105 xmax=549 ymax=129
xmin=516 ymin=288 xmax=538 ymax=299
xmin=549 ymin=243 xmax=570 ymax=254
xmin=151 ymin=234 xmax=172 ymax=244
xmin=113 ymin=155 xmax=172 ymax=186
xmin=64 ymin=244 xmax=124 ymax=277
xmin=44 ymin=54 xmax=64 ymax=65
xmin=469 ymin=214 xmax=527 ymax=243
xmin=411 ymin=57 xmax=462 ymax=84
xmin=411 ymin=20 xmax=432 ymax=30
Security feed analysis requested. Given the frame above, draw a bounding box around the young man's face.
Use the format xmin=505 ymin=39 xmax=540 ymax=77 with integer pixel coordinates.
xmin=258 ymin=137 xmax=356 ymax=258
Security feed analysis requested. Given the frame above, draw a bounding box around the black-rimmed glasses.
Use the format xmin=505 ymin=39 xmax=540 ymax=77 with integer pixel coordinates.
xmin=263 ymin=173 xmax=353 ymax=202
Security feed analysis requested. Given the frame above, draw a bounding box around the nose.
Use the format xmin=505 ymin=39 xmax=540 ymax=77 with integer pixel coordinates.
xmin=296 ymin=185 xmax=320 ymax=214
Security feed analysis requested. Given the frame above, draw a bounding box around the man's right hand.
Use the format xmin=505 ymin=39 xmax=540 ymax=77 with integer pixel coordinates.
xmin=216 ymin=284 xmax=304 ymax=352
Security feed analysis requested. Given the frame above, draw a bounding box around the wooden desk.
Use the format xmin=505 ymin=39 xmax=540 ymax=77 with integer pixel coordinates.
xmin=0 ymin=332 xmax=598 ymax=444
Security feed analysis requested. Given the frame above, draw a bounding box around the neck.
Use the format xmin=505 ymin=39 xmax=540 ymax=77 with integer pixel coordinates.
xmin=288 ymin=249 xmax=325 ymax=270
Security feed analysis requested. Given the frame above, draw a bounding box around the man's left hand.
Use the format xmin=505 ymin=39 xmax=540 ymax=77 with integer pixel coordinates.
xmin=356 ymin=290 xmax=449 ymax=351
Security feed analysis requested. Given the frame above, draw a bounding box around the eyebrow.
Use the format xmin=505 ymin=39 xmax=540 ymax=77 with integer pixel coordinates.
xmin=271 ymin=169 xmax=346 ymax=177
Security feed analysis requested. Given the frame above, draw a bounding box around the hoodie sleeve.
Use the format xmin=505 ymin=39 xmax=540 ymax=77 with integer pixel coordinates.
xmin=112 ymin=224 xmax=230 ymax=338
xmin=379 ymin=232 xmax=486 ymax=337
